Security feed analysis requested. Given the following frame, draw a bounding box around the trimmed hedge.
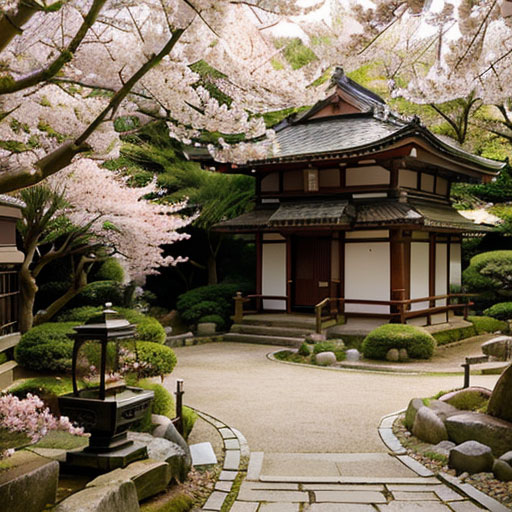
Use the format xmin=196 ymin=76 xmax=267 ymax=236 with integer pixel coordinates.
xmin=198 ymin=314 xmax=225 ymax=331
xmin=93 ymin=258 xmax=124 ymax=283
xmin=467 ymin=315 xmax=508 ymax=334
xmin=483 ymin=302 xmax=512 ymax=321
xmin=362 ymin=324 xmax=436 ymax=360
xmin=432 ymin=325 xmax=477 ymax=346
xmin=74 ymin=280 xmax=124 ymax=307
xmin=134 ymin=341 xmax=177 ymax=379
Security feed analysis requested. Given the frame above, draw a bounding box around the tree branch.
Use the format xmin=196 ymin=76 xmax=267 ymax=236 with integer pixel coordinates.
xmin=0 ymin=0 xmax=40 ymax=53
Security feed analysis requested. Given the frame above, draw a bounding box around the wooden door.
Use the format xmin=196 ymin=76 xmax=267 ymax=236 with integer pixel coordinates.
xmin=293 ymin=237 xmax=331 ymax=308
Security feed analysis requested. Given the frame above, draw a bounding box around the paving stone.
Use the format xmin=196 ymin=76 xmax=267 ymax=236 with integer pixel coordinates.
xmin=376 ymin=502 xmax=452 ymax=511
xmin=190 ymin=442 xmax=217 ymax=466
xmin=392 ymin=491 xmax=439 ymax=501
xmin=259 ymin=503 xmax=300 ymax=511
xmin=338 ymin=477 xmax=438 ymax=484
xmin=395 ymin=455 xmax=434 ymax=477
xmin=303 ymin=484 xmax=384 ymax=491
xmin=202 ymin=491 xmax=228 ymax=511
xmin=386 ymin=484 xmax=441 ymax=491
xmin=244 ymin=481 xmax=299 ymax=490
xmin=448 ymin=502 xmax=489 ymax=512
xmin=219 ymin=428 xmax=236 ymax=439
xmin=214 ymin=480 xmax=233 ymax=492
xmin=237 ymin=488 xmax=309 ymax=502
xmin=380 ymin=415 xmax=397 ymax=429
xmin=246 ymin=452 xmax=264 ymax=480
xmin=230 ymin=502 xmax=259 ymax=512
xmin=224 ymin=450 xmax=241 ymax=470
xmin=218 ymin=470 xmax=237 ymax=481
xmin=378 ymin=429 xmax=407 ymax=454
xmin=224 ymin=438 xmax=240 ymax=450
xmin=314 ymin=490 xmax=387 ymax=503
xmin=307 ymin=505 xmax=376 ymax=512
xmin=433 ymin=486 xmax=466 ymax=502
xmin=232 ymin=428 xmax=250 ymax=459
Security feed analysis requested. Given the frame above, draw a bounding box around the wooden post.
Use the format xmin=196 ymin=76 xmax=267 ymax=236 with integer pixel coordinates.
xmin=286 ymin=235 xmax=292 ymax=313
xmin=174 ymin=379 xmax=184 ymax=435
xmin=233 ymin=292 xmax=244 ymax=324
xmin=315 ymin=304 xmax=322 ymax=334
xmin=390 ymin=230 xmax=406 ymax=322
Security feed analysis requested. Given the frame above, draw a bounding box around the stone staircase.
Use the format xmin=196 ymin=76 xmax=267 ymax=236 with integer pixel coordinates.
xmin=224 ymin=314 xmax=316 ymax=347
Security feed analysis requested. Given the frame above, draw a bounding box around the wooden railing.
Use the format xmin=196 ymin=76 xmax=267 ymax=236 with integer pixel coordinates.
xmin=233 ymin=292 xmax=289 ymax=323
xmin=314 ymin=293 xmax=475 ymax=333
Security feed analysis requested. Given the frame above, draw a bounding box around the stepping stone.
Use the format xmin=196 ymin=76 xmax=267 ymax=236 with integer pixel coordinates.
xmin=190 ymin=442 xmax=217 ymax=466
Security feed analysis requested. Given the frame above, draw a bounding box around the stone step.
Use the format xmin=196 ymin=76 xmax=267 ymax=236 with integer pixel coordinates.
xmin=231 ymin=323 xmax=312 ymax=338
xmin=241 ymin=317 xmax=316 ymax=330
xmin=223 ymin=332 xmax=303 ymax=348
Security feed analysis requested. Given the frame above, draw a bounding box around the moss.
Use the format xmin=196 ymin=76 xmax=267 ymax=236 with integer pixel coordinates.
xmin=37 ymin=121 xmax=65 ymax=142
xmin=32 ymin=430 xmax=88 ymax=450
xmin=140 ymin=494 xmax=194 ymax=512
xmin=468 ymin=315 xmax=508 ymax=334
xmin=8 ymin=376 xmax=74 ymax=398
xmin=432 ymin=325 xmax=477 ymax=345
xmin=0 ymin=140 xmax=29 ymax=153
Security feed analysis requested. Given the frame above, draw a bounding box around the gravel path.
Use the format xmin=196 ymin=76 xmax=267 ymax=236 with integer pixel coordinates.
xmin=165 ymin=342 xmax=501 ymax=454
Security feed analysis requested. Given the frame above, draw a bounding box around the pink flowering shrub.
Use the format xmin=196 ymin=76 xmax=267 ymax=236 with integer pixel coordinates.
xmin=0 ymin=393 xmax=84 ymax=458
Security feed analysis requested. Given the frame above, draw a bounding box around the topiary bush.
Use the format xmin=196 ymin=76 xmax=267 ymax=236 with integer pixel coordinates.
xmin=92 ymin=258 xmax=124 ymax=283
xmin=180 ymin=300 xmax=225 ymax=326
xmin=73 ymin=280 xmax=124 ymax=307
xmin=362 ymin=324 xmax=436 ymax=360
xmin=483 ymin=302 xmax=512 ymax=321
xmin=15 ymin=322 xmax=78 ymax=372
xmin=135 ymin=316 xmax=166 ymax=343
xmin=134 ymin=341 xmax=177 ymax=380
xmin=56 ymin=306 xmax=102 ymax=323
xmin=198 ymin=314 xmax=225 ymax=331
xmin=467 ymin=315 xmax=508 ymax=334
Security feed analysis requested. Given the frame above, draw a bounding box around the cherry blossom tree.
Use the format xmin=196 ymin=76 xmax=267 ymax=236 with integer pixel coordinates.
xmin=0 ymin=0 xmax=325 ymax=194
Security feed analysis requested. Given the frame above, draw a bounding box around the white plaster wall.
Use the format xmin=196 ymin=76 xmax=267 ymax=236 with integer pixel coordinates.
xmin=410 ymin=242 xmax=430 ymax=311
xmin=345 ymin=166 xmax=390 ymax=186
xmin=262 ymin=243 xmax=286 ymax=310
xmin=436 ymin=243 xmax=448 ymax=307
xmin=398 ymin=169 xmax=418 ymax=189
xmin=345 ymin=242 xmax=390 ymax=314
xmin=450 ymin=243 xmax=462 ymax=287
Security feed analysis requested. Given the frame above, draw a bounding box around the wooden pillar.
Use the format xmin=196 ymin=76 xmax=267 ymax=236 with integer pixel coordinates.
xmin=390 ymin=229 xmax=406 ymax=323
xmin=339 ymin=232 xmax=345 ymax=316
xmin=255 ymin=232 xmax=262 ymax=297
xmin=428 ymin=233 xmax=436 ymax=324
xmin=286 ymin=235 xmax=292 ymax=313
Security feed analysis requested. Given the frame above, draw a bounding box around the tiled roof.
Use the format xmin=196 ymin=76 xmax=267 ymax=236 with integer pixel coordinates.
xmin=356 ymin=202 xmax=422 ymax=224
xmin=0 ymin=194 xmax=25 ymax=208
xmin=268 ymin=200 xmax=352 ymax=227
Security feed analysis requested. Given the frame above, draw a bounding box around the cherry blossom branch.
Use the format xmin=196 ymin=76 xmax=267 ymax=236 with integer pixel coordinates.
xmin=0 ymin=0 xmax=107 ymax=95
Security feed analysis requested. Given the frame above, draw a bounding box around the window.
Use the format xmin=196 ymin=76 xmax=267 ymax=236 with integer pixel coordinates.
xmin=304 ymin=169 xmax=319 ymax=192
xmin=0 ymin=267 xmax=19 ymax=335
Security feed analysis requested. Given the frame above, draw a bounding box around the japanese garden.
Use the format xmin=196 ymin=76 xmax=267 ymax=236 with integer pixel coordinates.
xmin=1 ymin=1 xmax=512 ymax=511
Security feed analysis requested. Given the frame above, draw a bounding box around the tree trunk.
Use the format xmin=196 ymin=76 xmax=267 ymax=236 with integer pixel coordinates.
xmin=19 ymin=267 xmax=37 ymax=334
xmin=207 ymin=253 xmax=218 ymax=285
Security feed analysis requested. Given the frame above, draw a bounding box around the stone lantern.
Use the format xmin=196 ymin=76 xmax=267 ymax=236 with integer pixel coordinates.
xmin=58 ymin=304 xmax=154 ymax=472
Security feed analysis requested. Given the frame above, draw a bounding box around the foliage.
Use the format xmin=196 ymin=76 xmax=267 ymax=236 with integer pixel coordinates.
xmin=14 ymin=322 xmax=78 ymax=372
xmin=134 ymin=342 xmax=177 ymax=380
xmin=362 ymin=324 xmax=436 ymax=360
xmin=484 ymin=302 xmax=512 ymax=321
xmin=467 ymin=315 xmax=508 ymax=335
xmin=93 ymin=258 xmax=124 ymax=283
xmin=444 ymin=391 xmax=489 ymax=412
xmin=180 ymin=300 xmax=225 ymax=326
xmin=312 ymin=341 xmax=337 ymax=354
xmin=73 ymin=280 xmax=124 ymax=307
xmin=135 ymin=316 xmax=167 ymax=344
xmin=9 ymin=377 xmax=74 ymax=401
xmin=198 ymin=314 xmax=225 ymax=331
xmin=469 ymin=166 xmax=512 ymax=203
xmin=432 ymin=326 xmax=477 ymax=346
xmin=298 ymin=342 xmax=311 ymax=356
xmin=140 ymin=493 xmax=194 ymax=512
xmin=56 ymin=306 xmax=103 ymax=323
xmin=274 ymin=37 xmax=318 ymax=70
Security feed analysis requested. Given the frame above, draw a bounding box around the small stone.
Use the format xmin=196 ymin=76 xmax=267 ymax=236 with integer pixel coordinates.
xmin=448 ymin=440 xmax=494 ymax=475
xmin=405 ymin=398 xmax=425 ymax=430
xmin=315 ymin=351 xmax=337 ymax=366
xmin=398 ymin=348 xmax=409 ymax=362
xmin=307 ymin=333 xmax=326 ymax=343
xmin=430 ymin=440 xmax=456 ymax=457
xmin=493 ymin=459 xmax=512 ymax=482
xmin=345 ymin=349 xmax=360 ymax=362
xmin=412 ymin=407 xmax=448 ymax=445
xmin=499 ymin=450 xmax=512 ymax=464
xmin=196 ymin=322 xmax=216 ymax=335
xmin=386 ymin=348 xmax=400 ymax=362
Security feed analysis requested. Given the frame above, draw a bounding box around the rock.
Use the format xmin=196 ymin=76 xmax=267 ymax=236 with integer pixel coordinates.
xmin=164 ymin=326 xmax=173 ymax=336
xmin=306 ymin=333 xmax=326 ymax=343
xmin=329 ymin=338 xmax=345 ymax=349
xmin=55 ymin=480 xmax=139 ymax=512
xmin=488 ymin=362 xmax=512 ymax=423
xmin=315 ymin=351 xmax=337 ymax=366
xmin=445 ymin=411 xmax=512 ymax=457
xmin=448 ymin=440 xmax=494 ymax=475
xmin=151 ymin=414 xmax=172 ymax=437
xmin=439 ymin=387 xmax=492 ymax=407
xmin=481 ymin=336 xmax=512 ymax=360
xmin=196 ymin=322 xmax=216 ymax=336
xmin=430 ymin=440 xmax=456 ymax=457
xmin=405 ymin=398 xmax=425 ymax=430
xmin=154 ymin=419 xmax=192 ymax=470
xmin=0 ymin=451 xmax=59 ymax=512
xmin=127 ymin=432 xmax=189 ymax=482
xmin=165 ymin=332 xmax=193 ymax=347
xmin=493 ymin=459 xmax=512 ymax=482
xmin=398 ymin=348 xmax=409 ymax=362
xmin=412 ymin=406 xmax=449 ymax=444
xmin=345 ymin=349 xmax=360 ymax=362
xmin=500 ymin=450 xmax=512 ymax=465
xmin=386 ymin=348 xmax=399 ymax=362
xmin=87 ymin=459 xmax=171 ymax=502
xmin=428 ymin=399 xmax=460 ymax=421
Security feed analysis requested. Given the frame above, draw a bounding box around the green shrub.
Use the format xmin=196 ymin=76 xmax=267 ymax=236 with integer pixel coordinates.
xmin=468 ymin=315 xmax=508 ymax=334
xmin=56 ymin=306 xmax=102 ymax=322
xmin=74 ymin=280 xmax=124 ymax=307
xmin=93 ymin=258 xmax=124 ymax=283
xmin=362 ymin=324 xmax=436 ymax=360
xmin=298 ymin=342 xmax=311 ymax=356
xmin=9 ymin=376 xmax=74 ymax=399
xmin=182 ymin=407 xmax=197 ymax=440
xmin=135 ymin=342 xmax=177 ymax=379
xmin=15 ymin=322 xmax=78 ymax=372
xmin=313 ymin=341 xmax=337 ymax=354
xmin=180 ymin=300 xmax=225 ymax=325
xmin=198 ymin=314 xmax=224 ymax=331
xmin=483 ymin=302 xmax=512 ymax=321
xmin=136 ymin=316 xmax=166 ymax=343
xmin=432 ymin=325 xmax=477 ymax=346
xmin=0 ymin=352 xmax=7 ymax=365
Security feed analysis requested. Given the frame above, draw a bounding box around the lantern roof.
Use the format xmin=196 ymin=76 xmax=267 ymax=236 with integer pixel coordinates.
xmin=70 ymin=303 xmax=135 ymax=340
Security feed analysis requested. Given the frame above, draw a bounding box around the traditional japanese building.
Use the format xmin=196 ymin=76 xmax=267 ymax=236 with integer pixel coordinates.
xmin=205 ymin=69 xmax=505 ymax=326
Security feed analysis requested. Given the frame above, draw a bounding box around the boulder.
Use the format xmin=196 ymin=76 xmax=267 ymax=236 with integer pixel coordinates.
xmin=127 ymin=432 xmax=189 ymax=482
xmin=448 ymin=440 xmax=494 ymax=475
xmin=427 ymin=399 xmax=460 ymax=421
xmin=412 ymin=406 xmax=448 ymax=444
xmin=488 ymin=363 xmax=512 ymax=423
xmin=386 ymin=348 xmax=399 ymax=362
xmin=196 ymin=322 xmax=216 ymax=336
xmin=493 ymin=459 xmax=512 ymax=482
xmin=500 ymin=450 xmax=512 ymax=465
xmin=430 ymin=440 xmax=456 ymax=457
xmin=398 ymin=348 xmax=409 ymax=362
xmin=439 ymin=387 xmax=492 ymax=408
xmin=345 ymin=349 xmax=360 ymax=362
xmin=445 ymin=411 xmax=512 ymax=457
xmin=153 ymin=417 xmax=192 ymax=469
xmin=405 ymin=398 xmax=425 ymax=430
xmin=315 ymin=351 xmax=337 ymax=366
xmin=0 ymin=451 xmax=59 ymax=512
xmin=481 ymin=336 xmax=512 ymax=361
xmin=87 ymin=459 xmax=171 ymax=502
xmin=55 ymin=480 xmax=139 ymax=512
